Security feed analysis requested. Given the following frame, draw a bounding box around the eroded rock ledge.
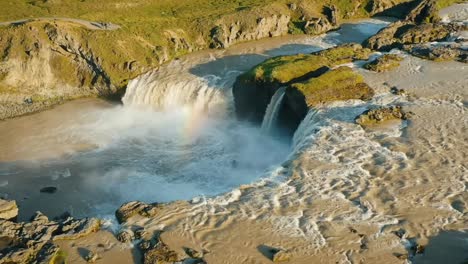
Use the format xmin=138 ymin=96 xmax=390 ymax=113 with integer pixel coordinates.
xmin=0 ymin=199 xmax=100 ymax=264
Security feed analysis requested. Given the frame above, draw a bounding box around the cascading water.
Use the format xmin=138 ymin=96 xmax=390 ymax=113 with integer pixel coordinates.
xmin=261 ymin=87 xmax=286 ymax=134
xmin=122 ymin=68 xmax=231 ymax=116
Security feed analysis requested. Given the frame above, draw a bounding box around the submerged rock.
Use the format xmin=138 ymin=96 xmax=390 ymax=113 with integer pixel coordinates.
xmin=0 ymin=199 xmax=18 ymax=220
xmin=272 ymin=249 xmax=291 ymax=262
xmin=40 ymin=186 xmax=58 ymax=194
xmin=355 ymin=105 xmax=413 ymax=126
xmin=364 ymin=54 xmax=404 ymax=72
xmin=84 ymin=250 xmax=99 ymax=263
xmin=115 ymin=201 xmax=162 ymax=224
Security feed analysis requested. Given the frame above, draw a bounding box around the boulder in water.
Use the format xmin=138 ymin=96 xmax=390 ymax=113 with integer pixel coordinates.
xmin=364 ymin=54 xmax=404 ymax=72
xmin=115 ymin=201 xmax=162 ymax=224
xmin=40 ymin=186 xmax=58 ymax=194
xmin=355 ymin=105 xmax=413 ymax=126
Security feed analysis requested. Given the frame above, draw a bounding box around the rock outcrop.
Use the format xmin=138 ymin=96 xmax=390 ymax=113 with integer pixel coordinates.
xmin=233 ymin=44 xmax=374 ymax=134
xmin=210 ymin=14 xmax=290 ymax=49
xmin=373 ymin=0 xmax=440 ymax=23
xmin=364 ymin=54 xmax=404 ymax=72
xmin=403 ymin=43 xmax=468 ymax=63
xmin=286 ymin=67 xmax=374 ymax=123
xmin=0 ymin=199 xmax=18 ymax=221
xmin=355 ymin=105 xmax=413 ymax=126
xmin=0 ymin=210 xmax=100 ymax=264
xmin=363 ymin=0 xmax=467 ymax=54
xmin=138 ymin=232 xmax=207 ymax=264
xmin=363 ymin=22 xmax=465 ymax=51
xmin=115 ymin=201 xmax=162 ymax=224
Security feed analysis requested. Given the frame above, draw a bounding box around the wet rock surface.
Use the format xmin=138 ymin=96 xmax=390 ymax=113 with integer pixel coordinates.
xmin=0 ymin=209 xmax=101 ymax=264
xmin=364 ymin=54 xmax=404 ymax=72
xmin=115 ymin=201 xmax=163 ymax=224
xmin=355 ymin=105 xmax=413 ymax=126
xmin=403 ymin=43 xmax=468 ymax=63
xmin=363 ymin=22 xmax=465 ymax=51
xmin=363 ymin=0 xmax=467 ymax=53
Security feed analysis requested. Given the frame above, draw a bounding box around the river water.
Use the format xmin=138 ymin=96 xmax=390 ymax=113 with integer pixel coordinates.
xmin=0 ymin=18 xmax=414 ymax=221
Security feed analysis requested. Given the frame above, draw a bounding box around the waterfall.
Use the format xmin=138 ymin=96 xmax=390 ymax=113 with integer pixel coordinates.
xmin=261 ymin=87 xmax=286 ymax=133
xmin=122 ymin=70 xmax=230 ymax=116
xmin=292 ymin=109 xmax=320 ymax=151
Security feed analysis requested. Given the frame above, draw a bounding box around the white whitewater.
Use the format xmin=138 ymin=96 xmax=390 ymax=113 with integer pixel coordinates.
xmin=261 ymin=87 xmax=286 ymax=133
xmin=122 ymin=69 xmax=229 ymax=116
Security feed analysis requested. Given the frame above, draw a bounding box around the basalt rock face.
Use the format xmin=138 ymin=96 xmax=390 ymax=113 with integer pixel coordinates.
xmin=210 ymin=14 xmax=291 ymax=49
xmin=0 ymin=210 xmax=100 ymax=264
xmin=233 ymin=44 xmax=374 ymax=135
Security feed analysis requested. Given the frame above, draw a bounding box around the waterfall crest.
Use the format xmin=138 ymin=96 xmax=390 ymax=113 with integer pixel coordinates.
xmin=261 ymin=87 xmax=286 ymax=134
xmin=122 ymin=70 xmax=230 ymax=116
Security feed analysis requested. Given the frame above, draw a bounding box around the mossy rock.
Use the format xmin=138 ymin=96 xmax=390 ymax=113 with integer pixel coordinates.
xmin=355 ymin=105 xmax=413 ymax=126
xmin=364 ymin=54 xmax=404 ymax=72
xmin=288 ymin=66 xmax=374 ymax=108
xmin=233 ymin=43 xmax=372 ymax=123
xmin=313 ymin=43 xmax=372 ymax=65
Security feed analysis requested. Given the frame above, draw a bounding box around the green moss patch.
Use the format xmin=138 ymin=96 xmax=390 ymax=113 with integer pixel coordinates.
xmin=290 ymin=66 xmax=374 ymax=107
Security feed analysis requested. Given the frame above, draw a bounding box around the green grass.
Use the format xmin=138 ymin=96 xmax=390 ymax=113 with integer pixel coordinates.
xmin=248 ymin=54 xmax=329 ymax=84
xmin=291 ymin=66 xmax=374 ymax=107
xmin=243 ymin=43 xmax=371 ymax=84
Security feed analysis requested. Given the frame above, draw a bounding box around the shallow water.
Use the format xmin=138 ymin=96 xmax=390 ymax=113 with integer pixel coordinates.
xmin=0 ymin=19 xmax=392 ymax=220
